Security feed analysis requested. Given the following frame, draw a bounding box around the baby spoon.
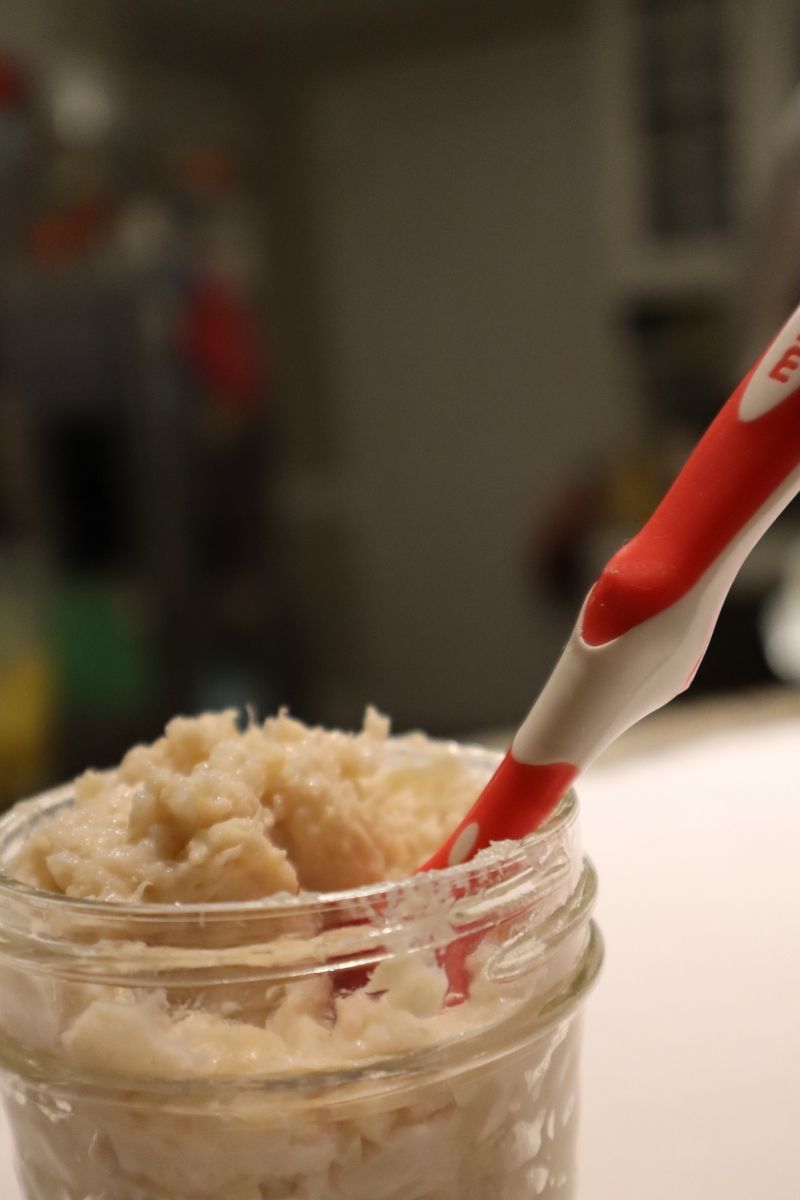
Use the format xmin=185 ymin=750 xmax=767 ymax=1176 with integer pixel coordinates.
xmin=424 ymin=297 xmax=800 ymax=871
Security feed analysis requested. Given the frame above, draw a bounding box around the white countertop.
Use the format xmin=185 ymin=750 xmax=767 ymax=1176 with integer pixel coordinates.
xmin=0 ymin=1117 xmax=11 ymax=1198
xmin=578 ymin=715 xmax=800 ymax=1199
xmin=2 ymin=710 xmax=800 ymax=1197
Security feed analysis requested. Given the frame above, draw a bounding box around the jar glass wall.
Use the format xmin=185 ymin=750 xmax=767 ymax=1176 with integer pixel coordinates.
xmin=0 ymin=746 xmax=602 ymax=1200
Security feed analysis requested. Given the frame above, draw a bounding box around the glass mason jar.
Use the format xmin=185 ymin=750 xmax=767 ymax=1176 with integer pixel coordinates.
xmin=0 ymin=745 xmax=602 ymax=1200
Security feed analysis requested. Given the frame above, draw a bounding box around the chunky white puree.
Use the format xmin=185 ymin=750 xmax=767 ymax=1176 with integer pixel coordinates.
xmin=13 ymin=708 xmax=478 ymax=902
xmin=0 ymin=711 xmax=587 ymax=1199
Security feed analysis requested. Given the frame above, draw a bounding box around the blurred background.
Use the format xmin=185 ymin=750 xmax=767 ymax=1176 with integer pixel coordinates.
xmin=0 ymin=0 xmax=799 ymax=804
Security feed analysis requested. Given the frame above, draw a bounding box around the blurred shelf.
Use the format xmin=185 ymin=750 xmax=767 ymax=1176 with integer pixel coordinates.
xmin=611 ymin=239 xmax=738 ymax=304
xmin=132 ymin=0 xmax=586 ymax=59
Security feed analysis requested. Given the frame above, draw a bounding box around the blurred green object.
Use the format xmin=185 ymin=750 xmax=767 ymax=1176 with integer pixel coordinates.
xmin=46 ymin=581 xmax=155 ymax=716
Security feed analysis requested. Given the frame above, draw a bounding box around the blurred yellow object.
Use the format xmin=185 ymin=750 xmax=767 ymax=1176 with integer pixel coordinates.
xmin=0 ymin=646 xmax=53 ymax=808
xmin=605 ymin=450 xmax=663 ymax=529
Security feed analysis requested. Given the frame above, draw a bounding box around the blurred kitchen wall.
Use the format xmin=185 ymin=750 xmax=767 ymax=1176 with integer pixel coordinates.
xmin=290 ymin=22 xmax=630 ymax=732
xmin=0 ymin=0 xmax=797 ymax=800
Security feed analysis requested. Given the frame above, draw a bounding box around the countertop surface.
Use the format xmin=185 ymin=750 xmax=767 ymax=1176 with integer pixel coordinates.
xmin=577 ymin=698 xmax=800 ymax=1199
xmin=2 ymin=690 xmax=800 ymax=1197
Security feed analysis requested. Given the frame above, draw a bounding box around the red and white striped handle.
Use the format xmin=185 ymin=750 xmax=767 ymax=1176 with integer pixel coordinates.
xmin=422 ymin=300 xmax=800 ymax=873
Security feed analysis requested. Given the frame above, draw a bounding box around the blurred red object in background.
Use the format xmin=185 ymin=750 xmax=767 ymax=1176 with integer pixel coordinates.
xmin=182 ymin=276 xmax=268 ymax=413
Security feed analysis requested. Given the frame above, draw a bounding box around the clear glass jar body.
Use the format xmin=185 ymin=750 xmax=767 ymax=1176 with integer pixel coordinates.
xmin=0 ymin=746 xmax=602 ymax=1200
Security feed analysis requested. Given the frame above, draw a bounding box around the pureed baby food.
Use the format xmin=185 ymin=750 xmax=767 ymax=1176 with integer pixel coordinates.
xmin=0 ymin=710 xmax=601 ymax=1198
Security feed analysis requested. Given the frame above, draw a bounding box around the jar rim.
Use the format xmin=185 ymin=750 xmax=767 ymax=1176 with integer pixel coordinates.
xmin=0 ymin=742 xmax=598 ymax=1102
xmin=0 ymin=917 xmax=602 ymax=1106
xmin=0 ymin=742 xmax=578 ymax=923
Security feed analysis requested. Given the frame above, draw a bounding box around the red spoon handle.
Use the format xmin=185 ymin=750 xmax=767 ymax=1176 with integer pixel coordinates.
xmin=584 ymin=305 xmax=800 ymax=645
xmin=425 ymin=300 xmax=800 ymax=875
